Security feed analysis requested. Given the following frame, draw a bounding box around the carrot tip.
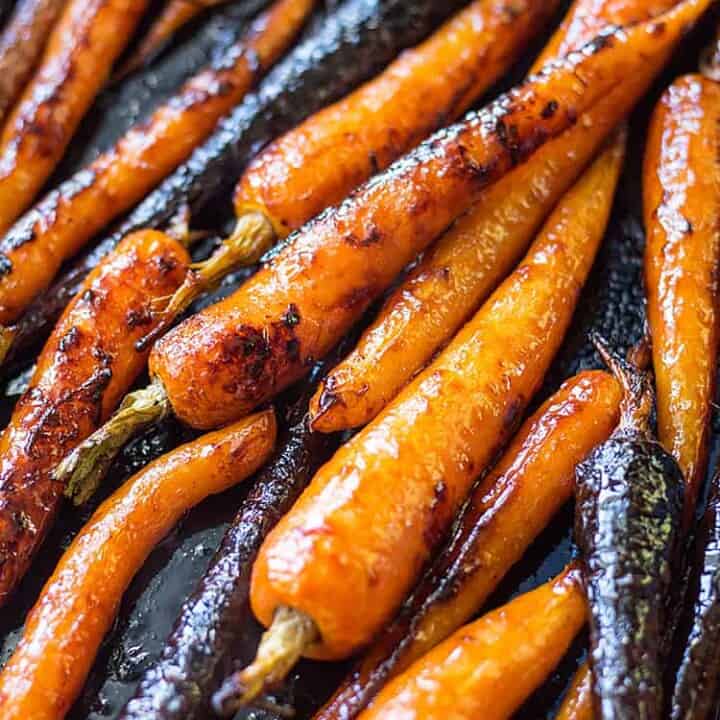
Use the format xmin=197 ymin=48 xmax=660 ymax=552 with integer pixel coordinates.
xmin=0 ymin=324 xmax=17 ymax=367
xmin=55 ymin=381 xmax=170 ymax=504
xmin=212 ymin=606 xmax=317 ymax=716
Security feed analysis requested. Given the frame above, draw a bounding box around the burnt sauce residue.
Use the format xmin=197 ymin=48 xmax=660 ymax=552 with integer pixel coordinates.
xmin=0 ymin=2 xmax=717 ymax=720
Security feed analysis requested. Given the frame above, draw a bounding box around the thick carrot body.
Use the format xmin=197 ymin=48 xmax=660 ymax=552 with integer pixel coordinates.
xmin=0 ymin=230 xmax=189 ymax=605
xmin=0 ymin=0 xmax=150 ymax=239
xmin=0 ymin=410 xmax=276 ymax=720
xmin=309 ymin=0 xmax=681 ymax=433
xmin=557 ymin=664 xmax=594 ymax=720
xmin=0 ymin=0 xmax=313 ymax=326
xmin=315 ymin=371 xmax=621 ymax=720
xmin=0 ymin=0 xmax=66 ymax=125
xmin=357 ymin=565 xmax=586 ymax=720
xmin=644 ymin=74 xmax=720 ymax=520
xmin=149 ymin=6 xmax=698 ymax=431
xmin=249 ymin=139 xmax=624 ymax=660
xmin=234 ymin=0 xmax=561 ymax=235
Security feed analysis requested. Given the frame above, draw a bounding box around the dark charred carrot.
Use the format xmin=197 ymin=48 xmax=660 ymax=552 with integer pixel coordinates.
xmin=0 ymin=230 xmax=190 ymax=607
xmin=55 ymin=4 xmax=707 ymax=521
xmin=308 ymin=0 xmax=682 ymax=434
xmin=557 ymin=664 xmax=594 ymax=720
xmin=0 ymin=0 xmax=150 ymax=238
xmin=210 ymin=136 xmax=623 ymax=714
xmin=575 ymin=340 xmax=684 ymax=719
xmin=644 ymin=67 xmax=720 ymax=523
xmin=356 ymin=565 xmax=586 ymax=720
xmin=0 ymin=409 xmax=275 ymax=720
xmin=0 ymin=0 xmax=314 ymax=333
xmin=316 ymin=370 xmax=621 ymax=720
xmin=142 ymin=0 xmax=563 ymax=345
xmin=116 ymin=0 xmax=230 ymax=79
xmin=0 ymin=0 xmax=66 ymax=125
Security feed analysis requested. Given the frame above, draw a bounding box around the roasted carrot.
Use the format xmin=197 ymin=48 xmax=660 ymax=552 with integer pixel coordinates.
xmin=0 ymin=0 xmax=314 ymax=331
xmin=0 ymin=229 xmax=190 ymax=607
xmin=116 ymin=0 xmax=230 ymax=79
xmin=57 ymin=2 xmax=706 ymax=504
xmin=0 ymin=0 xmax=150 ymax=238
xmin=644 ymin=67 xmax=720 ymax=522
xmin=209 ymin=135 xmax=623 ymax=715
xmin=557 ymin=664 xmax=594 ymax=720
xmin=0 ymin=0 xmax=66 ymax=125
xmin=0 ymin=409 xmax=275 ymax=720
xmin=309 ymin=0 xmax=682 ymax=433
xmin=144 ymin=0 xmax=562 ymax=343
xmin=355 ymin=564 xmax=586 ymax=720
xmin=316 ymin=370 xmax=621 ymax=720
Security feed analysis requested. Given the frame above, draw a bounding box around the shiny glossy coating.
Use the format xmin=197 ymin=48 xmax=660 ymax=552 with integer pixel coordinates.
xmin=557 ymin=663 xmax=594 ymax=720
xmin=0 ymin=230 xmax=189 ymax=606
xmin=0 ymin=0 xmax=149 ymax=241
xmin=309 ymin=0 xmax=686 ymax=433
xmin=7 ymin=0 xmax=468 ymax=361
xmin=644 ymin=73 xmax=720 ymax=521
xmin=0 ymin=0 xmax=314 ymax=326
xmin=357 ymin=565 xmax=586 ymax=720
xmin=235 ymin=0 xmax=561 ymax=234
xmin=0 ymin=0 xmax=66 ymax=125
xmin=148 ymin=9 xmax=685 ymax=430
xmin=250 ymin=139 xmax=622 ymax=660
xmin=0 ymin=409 xmax=276 ymax=720
xmin=316 ymin=371 xmax=620 ymax=720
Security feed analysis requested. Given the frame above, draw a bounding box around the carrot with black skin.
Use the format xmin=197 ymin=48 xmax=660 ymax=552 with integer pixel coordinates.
xmin=0 ymin=0 xmax=314 ymax=341
xmin=644 ymin=27 xmax=720 ymax=523
xmin=0 ymin=0 xmax=66 ymax=125
xmin=116 ymin=0 xmax=232 ymax=79
xmin=144 ymin=0 xmax=563 ymax=338
xmin=209 ymin=135 xmax=623 ymax=714
xmin=355 ymin=565 xmax=586 ymax=720
xmin=309 ymin=0 xmax=681 ymax=433
xmin=557 ymin=664 xmax=594 ymax=720
xmin=0 ymin=229 xmax=190 ymax=607
xmin=0 ymin=0 xmax=150 ymax=238
xmin=316 ymin=369 xmax=621 ymax=720
xmin=0 ymin=409 xmax=276 ymax=720
xmin=53 ymin=5 xmax=704 ymax=507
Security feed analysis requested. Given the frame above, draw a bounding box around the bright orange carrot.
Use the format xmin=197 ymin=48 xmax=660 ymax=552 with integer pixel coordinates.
xmin=557 ymin=663 xmax=594 ymax=720
xmin=308 ymin=0 xmax=682 ymax=433
xmin=356 ymin=565 xmax=586 ymax=720
xmin=0 ymin=409 xmax=276 ymax=720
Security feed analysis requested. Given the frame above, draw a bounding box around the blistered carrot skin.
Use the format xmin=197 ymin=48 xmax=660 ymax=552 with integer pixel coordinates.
xmin=0 ymin=0 xmax=150 ymax=240
xmin=0 ymin=230 xmax=189 ymax=607
xmin=150 ymin=9 xmax=696 ymax=432
xmin=644 ymin=73 xmax=720 ymax=522
xmin=0 ymin=0 xmax=314 ymax=328
xmin=316 ymin=371 xmax=621 ymax=720
xmin=309 ymin=0 xmax=683 ymax=433
xmin=356 ymin=565 xmax=586 ymax=720
xmin=234 ymin=0 xmax=561 ymax=235
xmin=0 ymin=410 xmax=275 ymax=720
xmin=245 ymin=139 xmax=624 ymax=669
xmin=0 ymin=0 xmax=66 ymax=125
xmin=117 ymin=0 xmax=229 ymax=78
xmin=557 ymin=664 xmax=594 ymax=720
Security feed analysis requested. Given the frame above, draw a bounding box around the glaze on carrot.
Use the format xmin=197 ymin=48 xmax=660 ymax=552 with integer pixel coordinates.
xmin=0 ymin=230 xmax=189 ymax=607
xmin=0 ymin=0 xmax=150 ymax=237
xmin=644 ymin=72 xmax=720 ymax=522
xmin=0 ymin=0 xmax=314 ymax=328
xmin=356 ymin=565 xmax=586 ymax=720
xmin=0 ymin=409 xmax=276 ymax=720
xmin=210 ymin=134 xmax=624 ymax=714
xmin=0 ymin=0 xmax=66 ymax=125
xmin=315 ymin=370 xmax=621 ymax=720
xmin=557 ymin=664 xmax=594 ymax=720
xmin=309 ymin=0 xmax=683 ymax=433
xmin=145 ymin=0 xmax=562 ymax=343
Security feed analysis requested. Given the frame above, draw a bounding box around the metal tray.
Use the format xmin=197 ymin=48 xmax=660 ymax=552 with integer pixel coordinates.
xmin=0 ymin=1 xmax=717 ymax=718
